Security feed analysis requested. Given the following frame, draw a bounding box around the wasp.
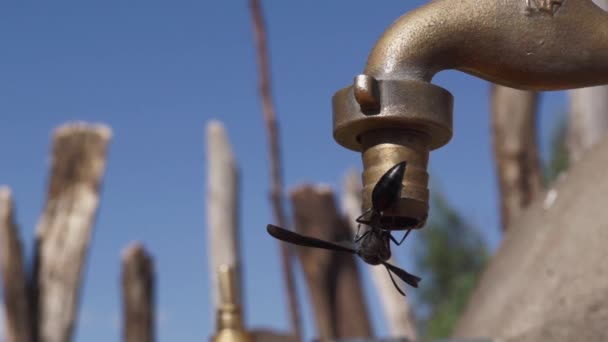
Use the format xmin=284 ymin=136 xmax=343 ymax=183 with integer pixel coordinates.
xmin=266 ymin=161 xmax=420 ymax=296
xmin=354 ymin=161 xmax=413 ymax=246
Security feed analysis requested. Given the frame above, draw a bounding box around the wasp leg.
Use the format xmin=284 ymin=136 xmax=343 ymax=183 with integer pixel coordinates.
xmin=354 ymin=229 xmax=371 ymax=243
xmin=355 ymin=208 xmax=373 ymax=225
xmin=354 ymin=221 xmax=369 ymax=241
xmin=355 ymin=223 xmax=362 ymax=240
xmin=389 ymin=229 xmax=412 ymax=246
xmin=384 ymin=264 xmax=406 ymax=296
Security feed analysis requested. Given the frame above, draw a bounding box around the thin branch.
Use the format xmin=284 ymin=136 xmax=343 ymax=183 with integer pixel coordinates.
xmin=0 ymin=187 xmax=33 ymax=342
xmin=122 ymin=243 xmax=155 ymax=342
xmin=248 ymin=1 xmax=302 ymax=341
xmin=32 ymin=122 xmax=112 ymax=342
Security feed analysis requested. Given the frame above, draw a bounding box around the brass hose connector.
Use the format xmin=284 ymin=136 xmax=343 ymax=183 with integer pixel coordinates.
xmin=333 ymin=77 xmax=453 ymax=228
xmin=211 ymin=265 xmax=252 ymax=342
xmin=333 ymin=0 xmax=608 ymax=227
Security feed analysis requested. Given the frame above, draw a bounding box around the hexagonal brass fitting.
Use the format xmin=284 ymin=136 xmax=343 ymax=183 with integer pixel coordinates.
xmin=333 ymin=76 xmax=453 ymax=229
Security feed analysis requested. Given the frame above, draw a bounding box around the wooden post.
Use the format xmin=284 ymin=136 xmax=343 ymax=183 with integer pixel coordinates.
xmin=290 ymin=185 xmax=372 ymax=340
xmin=206 ymin=121 xmax=242 ymax=310
xmin=342 ymin=170 xmax=417 ymax=341
xmin=122 ymin=243 xmax=155 ymax=342
xmin=32 ymin=122 xmax=112 ymax=342
xmin=250 ymin=329 xmax=297 ymax=342
xmin=566 ymin=0 xmax=608 ymax=164
xmin=0 ymin=187 xmax=33 ymax=342
xmin=328 ymin=339 xmax=411 ymax=342
xmin=491 ymin=85 xmax=543 ymax=231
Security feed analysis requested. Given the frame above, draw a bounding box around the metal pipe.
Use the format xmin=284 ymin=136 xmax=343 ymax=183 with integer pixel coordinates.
xmin=366 ymin=0 xmax=608 ymax=89
xmin=333 ymin=0 xmax=608 ymax=228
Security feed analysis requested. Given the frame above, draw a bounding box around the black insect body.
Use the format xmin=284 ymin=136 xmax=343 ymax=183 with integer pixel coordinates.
xmin=265 ymin=161 xmax=421 ymax=295
xmin=371 ymin=161 xmax=407 ymax=212
xmin=355 ymin=161 xmax=412 ymax=246
xmin=267 ymin=224 xmax=421 ymax=296
xmin=356 ymin=226 xmax=391 ymax=265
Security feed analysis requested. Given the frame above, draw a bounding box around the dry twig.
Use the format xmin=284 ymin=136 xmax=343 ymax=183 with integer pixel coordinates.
xmin=248 ymin=0 xmax=302 ymax=340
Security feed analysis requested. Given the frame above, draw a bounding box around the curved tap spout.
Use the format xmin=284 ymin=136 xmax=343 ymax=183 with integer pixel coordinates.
xmin=333 ymin=0 xmax=608 ymax=227
xmin=366 ymin=0 xmax=608 ymax=90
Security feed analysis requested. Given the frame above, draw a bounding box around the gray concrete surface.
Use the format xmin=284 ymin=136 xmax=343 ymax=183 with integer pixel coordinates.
xmin=454 ymin=136 xmax=608 ymax=341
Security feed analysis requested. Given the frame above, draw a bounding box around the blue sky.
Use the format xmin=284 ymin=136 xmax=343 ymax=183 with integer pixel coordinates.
xmin=0 ymin=1 xmax=568 ymax=341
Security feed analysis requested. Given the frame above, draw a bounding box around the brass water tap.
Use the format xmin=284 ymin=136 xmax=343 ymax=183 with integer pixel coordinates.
xmin=333 ymin=0 xmax=608 ymax=228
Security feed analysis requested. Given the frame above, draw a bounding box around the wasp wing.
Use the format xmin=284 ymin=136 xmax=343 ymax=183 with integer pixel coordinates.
xmin=382 ymin=261 xmax=421 ymax=289
xmin=267 ymin=224 xmax=357 ymax=254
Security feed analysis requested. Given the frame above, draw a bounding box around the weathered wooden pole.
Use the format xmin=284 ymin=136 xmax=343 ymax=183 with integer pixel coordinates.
xmin=567 ymin=0 xmax=608 ymax=164
xmin=0 ymin=187 xmax=33 ymax=342
xmin=32 ymin=122 xmax=112 ymax=342
xmin=122 ymin=243 xmax=155 ymax=342
xmin=206 ymin=120 xmax=242 ymax=312
xmin=249 ymin=330 xmax=297 ymax=342
xmin=290 ymin=184 xmax=372 ymax=340
xmin=490 ymin=85 xmax=543 ymax=231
